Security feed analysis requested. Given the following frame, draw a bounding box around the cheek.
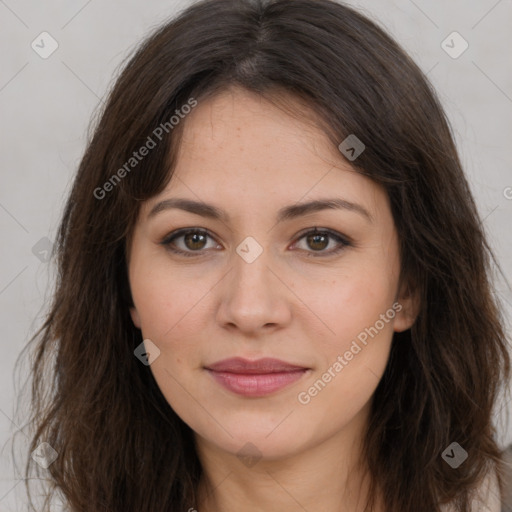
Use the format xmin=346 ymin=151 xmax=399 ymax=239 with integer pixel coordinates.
xmin=129 ymin=259 xmax=217 ymax=368
xmin=309 ymin=262 xmax=398 ymax=347
xmin=129 ymin=268 xmax=208 ymax=411
xmin=131 ymin=250 xmax=192 ymax=329
xmin=297 ymin=273 xmax=396 ymax=420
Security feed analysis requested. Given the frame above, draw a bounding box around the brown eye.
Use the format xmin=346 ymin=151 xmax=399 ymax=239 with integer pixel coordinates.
xmin=161 ymin=227 xmax=351 ymax=259
xmin=161 ymin=229 xmax=219 ymax=257
xmin=305 ymin=232 xmax=330 ymax=251
xmin=183 ymin=232 xmax=208 ymax=250
xmin=293 ymin=228 xmax=351 ymax=258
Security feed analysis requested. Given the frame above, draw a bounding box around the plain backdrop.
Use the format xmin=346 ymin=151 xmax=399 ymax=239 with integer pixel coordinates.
xmin=1 ymin=0 xmax=511 ymax=510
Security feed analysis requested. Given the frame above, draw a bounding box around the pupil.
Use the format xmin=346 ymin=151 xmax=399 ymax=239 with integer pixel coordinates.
xmin=308 ymin=233 xmax=327 ymax=251
xmin=185 ymin=233 xmax=206 ymax=250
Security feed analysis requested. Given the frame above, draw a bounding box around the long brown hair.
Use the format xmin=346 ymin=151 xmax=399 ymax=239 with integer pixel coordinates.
xmin=15 ymin=0 xmax=511 ymax=510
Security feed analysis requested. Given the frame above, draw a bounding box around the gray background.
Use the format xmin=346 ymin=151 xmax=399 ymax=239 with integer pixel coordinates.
xmin=1 ymin=0 xmax=511 ymax=509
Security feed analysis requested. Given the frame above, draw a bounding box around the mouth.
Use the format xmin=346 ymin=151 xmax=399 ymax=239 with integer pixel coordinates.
xmin=204 ymin=357 xmax=310 ymax=397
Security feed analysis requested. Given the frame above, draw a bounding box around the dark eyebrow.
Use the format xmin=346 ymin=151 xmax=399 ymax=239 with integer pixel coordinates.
xmin=148 ymin=197 xmax=373 ymax=223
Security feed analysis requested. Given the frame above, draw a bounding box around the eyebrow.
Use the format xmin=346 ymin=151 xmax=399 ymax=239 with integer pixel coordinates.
xmin=148 ymin=197 xmax=373 ymax=223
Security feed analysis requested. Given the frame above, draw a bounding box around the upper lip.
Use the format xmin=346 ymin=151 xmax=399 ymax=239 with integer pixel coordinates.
xmin=205 ymin=357 xmax=308 ymax=374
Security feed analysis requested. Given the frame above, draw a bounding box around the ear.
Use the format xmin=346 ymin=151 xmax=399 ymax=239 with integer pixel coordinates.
xmin=130 ymin=306 xmax=141 ymax=329
xmin=393 ymin=280 xmax=421 ymax=333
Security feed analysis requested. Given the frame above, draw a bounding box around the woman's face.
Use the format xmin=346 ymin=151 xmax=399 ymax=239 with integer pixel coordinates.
xmin=128 ymin=87 xmax=417 ymax=461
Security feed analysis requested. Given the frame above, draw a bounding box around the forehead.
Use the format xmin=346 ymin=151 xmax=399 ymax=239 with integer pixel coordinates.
xmin=142 ymin=87 xmax=388 ymax=223
xmin=174 ymin=88 xmax=352 ymax=185
xmin=182 ymin=87 xmax=338 ymax=158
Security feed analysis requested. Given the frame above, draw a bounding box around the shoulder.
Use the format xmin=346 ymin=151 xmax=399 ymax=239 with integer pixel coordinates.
xmin=441 ymin=466 xmax=501 ymax=512
xmin=470 ymin=466 xmax=501 ymax=512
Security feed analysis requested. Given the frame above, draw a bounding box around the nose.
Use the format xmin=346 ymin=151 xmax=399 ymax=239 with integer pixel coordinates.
xmin=215 ymin=244 xmax=292 ymax=336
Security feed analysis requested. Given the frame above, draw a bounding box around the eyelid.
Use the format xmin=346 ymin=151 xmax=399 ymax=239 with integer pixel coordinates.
xmin=290 ymin=227 xmax=352 ymax=257
xmin=160 ymin=228 xmax=221 ymax=257
xmin=160 ymin=227 xmax=352 ymax=257
xmin=160 ymin=227 xmax=214 ymax=246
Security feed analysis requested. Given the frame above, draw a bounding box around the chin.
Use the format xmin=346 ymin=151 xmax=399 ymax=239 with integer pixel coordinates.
xmin=193 ymin=417 xmax=315 ymax=462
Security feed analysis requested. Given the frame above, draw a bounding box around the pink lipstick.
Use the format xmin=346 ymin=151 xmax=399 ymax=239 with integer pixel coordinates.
xmin=205 ymin=357 xmax=309 ymax=397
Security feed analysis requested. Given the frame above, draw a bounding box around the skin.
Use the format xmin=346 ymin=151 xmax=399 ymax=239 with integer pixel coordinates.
xmin=128 ymin=86 xmax=419 ymax=512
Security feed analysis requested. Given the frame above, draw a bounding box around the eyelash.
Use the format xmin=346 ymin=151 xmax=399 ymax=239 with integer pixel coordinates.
xmin=160 ymin=227 xmax=352 ymax=258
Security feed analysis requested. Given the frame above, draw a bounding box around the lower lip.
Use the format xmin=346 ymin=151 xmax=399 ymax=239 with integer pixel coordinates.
xmin=206 ymin=369 xmax=308 ymax=397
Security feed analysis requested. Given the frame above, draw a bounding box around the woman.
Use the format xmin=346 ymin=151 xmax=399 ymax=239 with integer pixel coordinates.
xmin=20 ymin=0 xmax=510 ymax=510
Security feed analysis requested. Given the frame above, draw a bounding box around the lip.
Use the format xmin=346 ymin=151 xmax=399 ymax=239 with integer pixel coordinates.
xmin=206 ymin=357 xmax=308 ymax=373
xmin=205 ymin=357 xmax=310 ymax=397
